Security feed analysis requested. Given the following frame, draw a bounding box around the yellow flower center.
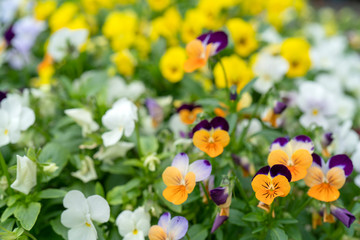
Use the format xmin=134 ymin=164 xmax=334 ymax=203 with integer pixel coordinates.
xmin=4 ymin=129 xmax=8 ymax=135
xmin=312 ymin=109 xmax=319 ymax=116
xmin=85 ymin=222 xmax=91 ymax=227
xmin=133 ymin=229 xmax=138 ymax=235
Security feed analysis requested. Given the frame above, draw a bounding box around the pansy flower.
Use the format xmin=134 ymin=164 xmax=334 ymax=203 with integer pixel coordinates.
xmin=184 ymin=31 xmax=228 ymax=73
xmin=304 ymin=153 xmax=353 ymax=202
xmin=162 ymin=153 xmax=212 ymax=205
xmin=192 ymin=117 xmax=230 ymax=158
xmin=267 ymin=135 xmax=314 ymax=182
xmin=177 ymin=103 xmax=203 ymax=125
xmin=148 ymin=212 xmax=188 ymax=240
xmin=251 ymin=165 xmax=292 ymax=205
xmin=262 ymin=101 xmax=287 ymax=128
xmin=330 ymin=205 xmax=356 ymax=228
xmin=210 ymin=185 xmax=232 ymax=233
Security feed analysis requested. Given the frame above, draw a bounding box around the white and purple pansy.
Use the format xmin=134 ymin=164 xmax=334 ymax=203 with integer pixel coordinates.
xmin=270 ymin=135 xmax=314 ymax=154
xmin=330 ymin=206 xmax=356 ymax=228
xmin=148 ymin=212 xmax=188 ymax=240
xmin=310 ymin=153 xmax=353 ymax=177
xmin=197 ymin=31 xmax=228 ymax=57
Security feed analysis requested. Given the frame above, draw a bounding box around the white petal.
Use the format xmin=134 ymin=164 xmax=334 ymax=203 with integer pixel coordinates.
xmin=124 ymin=120 xmax=135 ymax=137
xmin=124 ymin=232 xmax=144 ymax=240
xmin=10 ymin=155 xmax=37 ymax=194
xmin=0 ymin=109 xmax=9 ymax=127
xmin=61 ymin=209 xmax=86 ymax=228
xmin=19 ymin=107 xmax=35 ymax=130
xmin=116 ymin=210 xmax=135 ymax=236
xmin=136 ymin=219 xmax=150 ymax=236
xmin=8 ymin=129 xmax=21 ymax=144
xmin=63 ymin=190 xmax=88 ymax=211
xmin=68 ymin=224 xmax=97 ymax=240
xmin=102 ymin=129 xmax=123 ymax=147
xmin=171 ymin=153 xmax=189 ymax=177
xmin=188 ymin=160 xmax=212 ymax=182
xmin=0 ymin=132 xmax=9 ymax=147
xmin=87 ymin=195 xmax=110 ymax=223
xmin=355 ymin=175 xmax=360 ymax=188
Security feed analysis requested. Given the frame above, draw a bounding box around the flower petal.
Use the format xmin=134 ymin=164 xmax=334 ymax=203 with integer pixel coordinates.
xmin=210 ymin=117 xmax=229 ymax=131
xmin=211 ymin=215 xmax=228 ymax=233
xmin=272 ymin=175 xmax=291 ymax=196
xmin=185 ymin=172 xmax=196 ymax=193
xmin=63 ymin=190 xmax=87 ymax=210
xmin=307 ymin=183 xmax=340 ymax=202
xmin=327 ymin=167 xmax=346 ymax=189
xmin=158 ymin=212 xmax=171 ymax=232
xmin=87 ymin=195 xmax=110 ymax=223
xmin=163 ymin=186 xmax=188 ymax=205
xmin=102 ymin=129 xmax=123 ymax=147
xmin=210 ymin=187 xmax=228 ymax=206
xmin=188 ymin=160 xmax=212 ymax=182
xmin=19 ymin=107 xmax=35 ymax=131
xmin=255 ymin=188 xmax=276 ymax=205
xmin=270 ymin=137 xmax=289 ymax=151
xmin=289 ymin=135 xmax=314 ymax=153
xmin=330 ymin=206 xmax=356 ymax=228
xmin=171 ymin=153 xmax=189 ymax=177
xmin=328 ymin=154 xmax=353 ymax=177
xmin=61 ymin=209 xmax=86 ymax=228
xmin=268 ymin=150 xmax=289 ymax=167
xmin=213 ymin=129 xmax=230 ymax=147
xmin=116 ymin=210 xmax=135 ymax=236
xmin=251 ymin=174 xmax=270 ymax=193
xmin=304 ymin=166 xmax=325 ymax=187
xmin=270 ymin=164 xmax=292 ymax=182
xmin=162 ymin=167 xmax=183 ymax=186
xmin=168 ymin=216 xmax=188 ymax=240
xmin=68 ymin=224 xmax=97 ymax=240
xmin=311 ymin=153 xmax=323 ymax=168
xmin=148 ymin=225 xmax=167 ymax=240
xmin=253 ymin=166 xmax=270 ymax=180
xmin=192 ymin=120 xmax=211 ymax=134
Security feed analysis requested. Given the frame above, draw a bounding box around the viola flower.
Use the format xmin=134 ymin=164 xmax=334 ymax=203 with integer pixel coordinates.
xmin=262 ymin=101 xmax=287 ymax=128
xmin=148 ymin=212 xmax=188 ymax=240
xmin=61 ymin=190 xmax=110 ymax=240
xmin=184 ymin=31 xmax=228 ymax=73
xmin=162 ymin=152 xmax=212 ymax=205
xmin=65 ymin=108 xmax=99 ymax=136
xmin=71 ymin=156 xmax=97 ymax=183
xmin=330 ymin=206 xmax=356 ymax=228
xmin=304 ymin=153 xmax=353 ymax=202
xmin=321 ymin=132 xmax=333 ymax=157
xmin=267 ymin=135 xmax=314 ymax=182
xmin=192 ymin=117 xmax=230 ymax=158
xmin=177 ymin=103 xmax=203 ymax=125
xmin=116 ymin=207 xmax=151 ymax=240
xmin=145 ymin=98 xmax=164 ymax=128
xmin=10 ymin=155 xmax=37 ymax=194
xmin=160 ymin=46 xmax=186 ymax=83
xmin=210 ymin=185 xmax=232 ymax=233
xmin=251 ymin=165 xmax=292 ymax=205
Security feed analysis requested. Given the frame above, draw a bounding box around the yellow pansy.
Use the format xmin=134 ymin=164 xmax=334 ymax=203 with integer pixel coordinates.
xmin=214 ymin=55 xmax=253 ymax=92
xmin=66 ymin=14 xmax=90 ymax=31
xmin=181 ymin=9 xmax=206 ymax=43
xmin=49 ymin=2 xmax=78 ymax=32
xmin=150 ymin=7 xmax=182 ymax=43
xmin=280 ymin=38 xmax=311 ymax=78
xmin=134 ymin=36 xmax=151 ymax=59
xmin=198 ymin=0 xmax=224 ymax=29
xmin=112 ymin=50 xmax=137 ymax=77
xmin=160 ymin=47 xmax=186 ymax=83
xmin=102 ymin=11 xmax=138 ymax=39
xmin=34 ymin=0 xmax=56 ymax=20
xmin=147 ymin=0 xmax=170 ymax=12
xmin=240 ymin=0 xmax=265 ymax=16
xmin=226 ymin=18 xmax=258 ymax=57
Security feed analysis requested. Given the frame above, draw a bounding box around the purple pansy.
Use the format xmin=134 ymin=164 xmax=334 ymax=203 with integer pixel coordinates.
xmin=310 ymin=153 xmax=353 ymax=177
xmin=330 ymin=206 xmax=356 ymax=228
xmin=211 ymin=215 xmax=228 ymax=233
xmin=145 ymin=98 xmax=164 ymax=125
xmin=197 ymin=31 xmax=228 ymax=56
xmin=154 ymin=212 xmax=189 ymax=240
xmin=253 ymin=165 xmax=291 ymax=182
xmin=210 ymin=187 xmax=228 ymax=206
xmin=192 ymin=117 xmax=229 ymax=134
xmin=273 ymin=101 xmax=287 ymax=114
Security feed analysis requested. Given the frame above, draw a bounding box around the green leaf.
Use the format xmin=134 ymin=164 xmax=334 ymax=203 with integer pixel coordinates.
xmin=95 ymin=182 xmax=105 ymax=198
xmin=140 ymin=136 xmax=159 ymax=156
xmin=1 ymin=205 xmax=17 ymax=222
xmin=107 ymin=179 xmax=142 ymax=205
xmin=14 ymin=202 xmax=41 ymax=231
xmin=277 ymin=218 xmax=298 ymax=224
xmin=266 ymin=228 xmax=288 ymax=240
xmin=50 ymin=217 xmax=68 ymax=240
xmin=242 ymin=212 xmax=266 ymax=222
xmin=286 ymin=224 xmax=302 ymax=240
xmin=226 ymin=113 xmax=238 ymax=134
xmin=38 ymin=189 xmax=67 ymax=199
xmin=228 ymin=209 xmax=247 ymax=227
xmin=188 ymin=224 xmax=208 ymax=240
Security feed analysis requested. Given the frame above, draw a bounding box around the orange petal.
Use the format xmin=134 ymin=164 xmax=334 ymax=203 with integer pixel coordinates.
xmin=272 ymin=175 xmax=291 ymax=196
xmin=186 ymin=39 xmax=204 ymax=59
xmin=291 ymin=149 xmax=313 ymax=169
xmin=304 ymin=166 xmax=324 ymax=187
xmin=163 ymin=185 xmax=188 ymax=205
xmin=162 ymin=167 xmax=183 ymax=187
xmin=185 ymin=171 xmax=196 ymax=193
xmin=184 ymin=58 xmax=206 ymax=73
xmin=251 ymin=174 xmax=270 ymax=193
xmin=268 ymin=150 xmax=289 ymax=167
xmin=179 ymin=109 xmax=194 ymax=124
xmin=149 ymin=225 xmax=167 ymax=240
xmin=213 ymin=129 xmax=230 ymax=147
xmin=287 ymin=165 xmax=308 ymax=182
xmin=255 ymin=188 xmax=276 ymax=205
xmin=307 ymin=183 xmax=340 ymax=202
xmin=327 ymin=167 xmax=346 ymax=189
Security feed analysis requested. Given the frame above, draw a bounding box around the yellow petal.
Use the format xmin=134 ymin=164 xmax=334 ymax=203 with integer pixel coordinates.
xmin=213 ymin=129 xmax=230 ymax=147
xmin=163 ymin=185 xmax=188 ymax=205
xmin=304 ymin=166 xmax=324 ymax=187
xmin=162 ymin=167 xmax=183 ymax=186
xmin=251 ymin=174 xmax=270 ymax=193
xmin=327 ymin=167 xmax=346 ymax=189
xmin=272 ymin=175 xmax=291 ymax=196
xmin=148 ymin=225 xmax=167 ymax=240
xmin=268 ymin=150 xmax=289 ymax=167
xmin=307 ymin=183 xmax=340 ymax=202
xmin=185 ymin=171 xmax=196 ymax=193
xmin=291 ymin=149 xmax=313 ymax=169
xmin=255 ymin=188 xmax=276 ymax=205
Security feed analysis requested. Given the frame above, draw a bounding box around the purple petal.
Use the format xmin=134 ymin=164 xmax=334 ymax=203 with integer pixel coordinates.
xmin=270 ymin=164 xmax=291 ymax=182
xmin=177 ymin=103 xmax=201 ymax=113
xmin=210 ymin=117 xmax=229 ymax=131
xmin=192 ymin=120 xmax=211 ymax=134
xmin=252 ymin=166 xmax=270 ymax=180
xmin=158 ymin=212 xmax=171 ymax=232
xmin=331 ymin=206 xmax=356 ymax=228
xmin=188 ymin=160 xmax=212 ymax=182
xmin=312 ymin=153 xmax=323 ymax=167
xmin=270 ymin=137 xmax=289 ymax=151
xmin=210 ymin=187 xmax=228 ymax=206
xmin=208 ymin=31 xmax=228 ymax=55
xmin=197 ymin=31 xmax=212 ymax=42
xmin=328 ymin=154 xmax=353 ymax=177
xmin=291 ymin=135 xmax=314 ymax=152
xmin=211 ymin=215 xmax=228 ymax=233
xmin=273 ymin=102 xmax=287 ymax=114
xmin=4 ymin=25 xmax=15 ymax=45
xmin=145 ymin=98 xmax=163 ymax=122
xmin=321 ymin=132 xmax=333 ymax=147
xmin=168 ymin=216 xmax=188 ymax=239
xmin=0 ymin=91 xmax=7 ymax=103
xmin=172 ymin=153 xmax=189 ymax=177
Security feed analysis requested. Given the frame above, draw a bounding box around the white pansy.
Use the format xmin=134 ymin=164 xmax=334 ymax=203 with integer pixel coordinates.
xmin=260 ymin=27 xmax=282 ymax=43
xmin=101 ymin=98 xmax=138 ymax=147
xmin=331 ymin=121 xmax=359 ymax=155
xmin=61 ymin=190 xmax=110 ymax=240
xmin=107 ymin=76 xmax=145 ymax=103
xmin=71 ymin=156 xmax=97 ymax=183
xmin=116 ymin=207 xmax=151 ymax=240
xmin=252 ymin=53 xmax=289 ymax=94
xmin=65 ymin=108 xmax=99 ymax=136
xmin=10 ymin=155 xmax=37 ymax=194
xmin=0 ymin=93 xmax=35 ymax=147
xmin=169 ymin=114 xmax=188 ymax=139
xmin=43 ymin=163 xmax=59 ymax=173
xmin=94 ymin=142 xmax=135 ymax=164
xmin=48 ymin=28 xmax=88 ymax=62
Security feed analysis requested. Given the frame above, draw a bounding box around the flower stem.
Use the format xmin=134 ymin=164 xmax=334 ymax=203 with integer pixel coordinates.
xmin=235 ymin=177 xmax=249 ymax=206
xmin=23 ymin=230 xmax=38 ymax=240
xmin=294 ymin=197 xmax=312 ymax=217
xmin=135 ymin=120 xmax=142 ymax=158
xmin=0 ymin=150 xmax=11 ymax=191
xmin=200 ymin=181 xmax=211 ymax=204
xmin=217 ymin=56 xmax=231 ymax=107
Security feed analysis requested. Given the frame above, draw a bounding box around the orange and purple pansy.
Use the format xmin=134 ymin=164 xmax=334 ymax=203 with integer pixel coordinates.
xmin=177 ymin=103 xmax=203 ymax=125
xmin=304 ymin=153 xmax=353 ymax=202
xmin=162 ymin=152 xmax=212 ymax=205
xmin=192 ymin=117 xmax=230 ymax=158
xmin=145 ymin=98 xmax=164 ymax=128
xmin=184 ymin=31 xmax=228 ymax=73
xmin=210 ymin=185 xmax=232 ymax=233
xmin=149 ymin=212 xmax=188 ymax=240
xmin=267 ymin=135 xmax=314 ymax=182
xmin=262 ymin=101 xmax=287 ymax=128
xmin=251 ymin=164 xmax=292 ymax=205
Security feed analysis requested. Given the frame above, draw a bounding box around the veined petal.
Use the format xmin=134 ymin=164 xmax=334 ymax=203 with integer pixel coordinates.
xmin=163 ymin=186 xmax=188 ymax=205
xmin=158 ymin=212 xmax=171 ymax=232
xmin=162 ymin=167 xmax=183 ymax=186
xmin=289 ymin=135 xmax=314 ymax=153
xmin=292 ymin=149 xmax=313 ymax=169
xmin=251 ymin=174 xmax=271 ymax=193
xmin=304 ymin=166 xmax=325 ymax=187
xmin=288 ymin=166 xmax=308 ymax=182
xmin=148 ymin=225 xmax=167 ymax=240
xmin=328 ymin=154 xmax=353 ymax=177
xmin=193 ymin=129 xmax=210 ymax=150
xmin=307 ymin=183 xmax=340 ymax=202
xmin=255 ymin=188 xmax=276 ymax=205
xmin=213 ymin=129 xmax=230 ymax=147
xmin=168 ymin=216 xmax=188 ymax=240
xmin=188 ymin=160 xmax=212 ymax=182
xmin=87 ymin=195 xmax=110 ymax=223
xmin=268 ymin=150 xmax=289 ymax=167
xmin=327 ymin=167 xmax=346 ymax=189
xmin=272 ymin=175 xmax=291 ymax=196
xmin=171 ymin=153 xmax=189 ymax=177
xmin=185 ymin=172 xmax=196 ymax=193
